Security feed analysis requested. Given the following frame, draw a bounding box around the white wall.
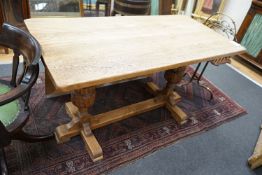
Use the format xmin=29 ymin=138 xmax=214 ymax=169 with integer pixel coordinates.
xmin=222 ymin=0 xmax=252 ymax=31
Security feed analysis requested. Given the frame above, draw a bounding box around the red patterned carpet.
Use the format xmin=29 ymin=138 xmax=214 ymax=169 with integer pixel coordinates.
xmin=5 ymin=69 xmax=246 ymax=175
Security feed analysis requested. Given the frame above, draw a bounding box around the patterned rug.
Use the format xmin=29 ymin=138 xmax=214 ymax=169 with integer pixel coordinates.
xmin=5 ymin=68 xmax=246 ymax=175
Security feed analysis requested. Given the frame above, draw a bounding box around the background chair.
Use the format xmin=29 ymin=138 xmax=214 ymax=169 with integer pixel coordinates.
xmin=185 ymin=13 xmax=237 ymax=100
xmin=96 ymin=0 xmax=111 ymax=16
xmin=112 ymin=0 xmax=151 ymax=16
xmin=0 ymin=23 xmax=53 ymax=175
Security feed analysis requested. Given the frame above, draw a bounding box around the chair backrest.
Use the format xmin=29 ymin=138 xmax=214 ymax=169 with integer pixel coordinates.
xmin=203 ymin=13 xmax=237 ymax=41
xmin=0 ymin=0 xmax=30 ymax=31
xmin=113 ymin=0 xmax=151 ymax=15
xmin=203 ymin=13 xmax=237 ymax=65
xmin=0 ymin=23 xmax=41 ymax=106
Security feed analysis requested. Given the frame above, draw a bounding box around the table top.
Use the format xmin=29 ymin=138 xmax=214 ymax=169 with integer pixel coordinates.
xmin=25 ymin=15 xmax=245 ymax=92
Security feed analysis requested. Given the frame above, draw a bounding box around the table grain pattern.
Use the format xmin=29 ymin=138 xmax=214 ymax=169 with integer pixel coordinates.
xmin=25 ymin=15 xmax=245 ymax=92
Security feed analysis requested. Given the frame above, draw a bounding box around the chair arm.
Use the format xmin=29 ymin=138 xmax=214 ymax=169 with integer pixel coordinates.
xmin=0 ymin=64 xmax=39 ymax=106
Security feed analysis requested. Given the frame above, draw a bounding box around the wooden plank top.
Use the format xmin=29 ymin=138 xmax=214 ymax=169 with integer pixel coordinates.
xmin=25 ymin=15 xmax=245 ymax=92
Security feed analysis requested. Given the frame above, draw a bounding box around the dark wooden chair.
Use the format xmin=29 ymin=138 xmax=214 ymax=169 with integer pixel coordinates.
xmin=112 ymin=0 xmax=151 ymax=16
xmin=96 ymin=0 xmax=111 ymax=16
xmin=0 ymin=0 xmax=30 ymax=31
xmin=0 ymin=0 xmax=30 ymax=50
xmin=0 ymin=23 xmax=53 ymax=175
xmin=184 ymin=13 xmax=237 ymax=100
xmin=0 ymin=0 xmax=33 ymax=107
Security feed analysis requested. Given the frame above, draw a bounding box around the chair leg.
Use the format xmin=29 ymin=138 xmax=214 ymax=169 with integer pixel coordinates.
xmin=197 ymin=61 xmax=209 ymax=83
xmin=24 ymin=89 xmax=31 ymax=111
xmin=17 ymin=61 xmax=27 ymax=85
xmin=196 ymin=62 xmax=213 ymax=100
xmin=199 ymin=83 xmax=213 ymax=100
xmin=105 ymin=3 xmax=109 ymax=16
xmin=183 ymin=62 xmax=213 ymax=100
xmin=111 ymin=10 xmax=117 ymax=16
xmin=12 ymin=130 xmax=54 ymax=143
xmin=96 ymin=2 xmax=99 ymax=16
xmin=189 ymin=63 xmax=202 ymax=83
xmin=0 ymin=148 xmax=8 ymax=175
xmin=88 ymin=0 xmax=92 ymax=10
xmin=40 ymin=56 xmax=46 ymax=66
xmin=10 ymin=51 xmax=20 ymax=87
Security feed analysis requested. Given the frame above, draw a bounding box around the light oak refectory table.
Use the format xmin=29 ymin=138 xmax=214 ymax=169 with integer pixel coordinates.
xmin=25 ymin=15 xmax=245 ymax=162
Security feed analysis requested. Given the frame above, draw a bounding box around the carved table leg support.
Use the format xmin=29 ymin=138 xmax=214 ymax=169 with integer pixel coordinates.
xmin=54 ymin=67 xmax=188 ymax=161
xmin=81 ymin=123 xmax=103 ymax=162
xmin=55 ymin=115 xmax=81 ymax=144
xmin=164 ymin=67 xmax=188 ymax=125
xmin=145 ymin=67 xmax=188 ymax=125
xmin=55 ymin=87 xmax=103 ymax=162
xmin=55 ymin=98 xmax=82 ymax=143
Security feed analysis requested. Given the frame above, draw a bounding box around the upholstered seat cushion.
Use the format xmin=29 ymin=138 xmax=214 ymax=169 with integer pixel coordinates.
xmin=0 ymin=83 xmax=20 ymax=127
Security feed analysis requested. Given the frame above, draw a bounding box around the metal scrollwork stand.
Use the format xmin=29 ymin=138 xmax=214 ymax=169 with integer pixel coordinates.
xmin=183 ymin=13 xmax=237 ymax=101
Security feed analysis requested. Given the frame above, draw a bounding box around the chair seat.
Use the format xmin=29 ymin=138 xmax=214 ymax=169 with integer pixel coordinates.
xmin=0 ymin=82 xmax=20 ymax=127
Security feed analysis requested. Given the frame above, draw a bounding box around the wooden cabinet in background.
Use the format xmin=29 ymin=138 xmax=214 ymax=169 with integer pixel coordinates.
xmin=236 ymin=0 xmax=262 ymax=70
xmin=159 ymin=0 xmax=172 ymax=15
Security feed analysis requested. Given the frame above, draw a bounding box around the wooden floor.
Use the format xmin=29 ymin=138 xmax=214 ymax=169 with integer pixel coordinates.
xmin=231 ymin=58 xmax=262 ymax=85
xmin=0 ymin=50 xmax=12 ymax=64
xmin=0 ymin=51 xmax=261 ymax=86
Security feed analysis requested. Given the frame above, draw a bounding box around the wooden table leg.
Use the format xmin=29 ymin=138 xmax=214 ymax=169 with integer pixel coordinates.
xmin=55 ymin=87 xmax=103 ymax=162
xmin=146 ymin=67 xmax=188 ymax=125
xmin=81 ymin=122 xmax=103 ymax=162
xmin=54 ymin=67 xmax=188 ymax=162
xmin=164 ymin=67 xmax=188 ymax=124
